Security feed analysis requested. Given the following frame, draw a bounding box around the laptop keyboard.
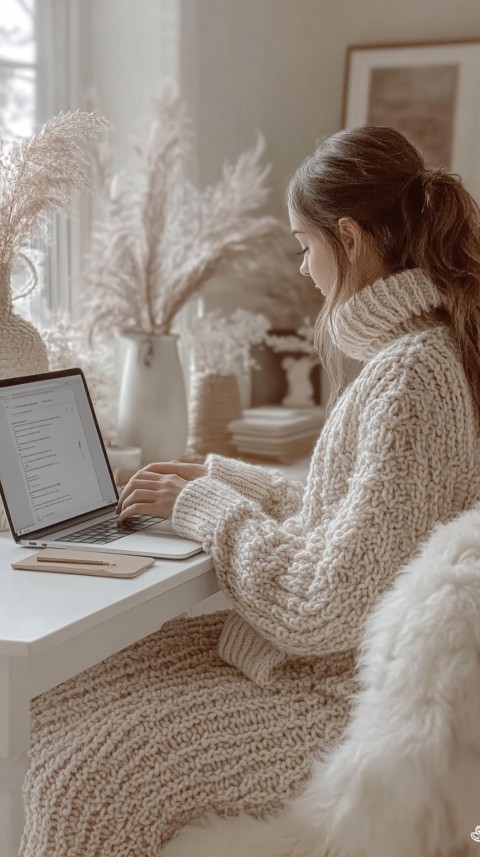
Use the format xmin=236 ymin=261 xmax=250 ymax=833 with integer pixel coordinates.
xmin=55 ymin=514 xmax=162 ymax=545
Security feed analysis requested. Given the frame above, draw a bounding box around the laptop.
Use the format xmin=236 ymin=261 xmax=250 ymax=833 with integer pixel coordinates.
xmin=0 ymin=368 xmax=203 ymax=559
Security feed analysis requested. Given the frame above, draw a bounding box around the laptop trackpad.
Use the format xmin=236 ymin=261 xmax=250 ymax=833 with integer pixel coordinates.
xmin=118 ymin=523 xmax=203 ymax=559
xmin=146 ymin=519 xmax=176 ymax=535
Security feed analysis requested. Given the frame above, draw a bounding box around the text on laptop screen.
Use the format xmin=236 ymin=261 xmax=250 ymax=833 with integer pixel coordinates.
xmin=0 ymin=374 xmax=117 ymax=535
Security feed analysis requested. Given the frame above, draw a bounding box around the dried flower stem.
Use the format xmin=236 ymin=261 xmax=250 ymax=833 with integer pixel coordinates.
xmin=82 ymin=87 xmax=302 ymax=340
xmin=0 ymin=110 xmax=109 ymax=275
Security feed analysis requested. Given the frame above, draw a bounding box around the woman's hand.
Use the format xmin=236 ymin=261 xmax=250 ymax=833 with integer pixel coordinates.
xmin=116 ymin=460 xmax=206 ymax=522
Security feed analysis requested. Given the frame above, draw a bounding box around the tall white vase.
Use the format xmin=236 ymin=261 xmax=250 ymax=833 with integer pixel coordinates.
xmin=117 ymin=331 xmax=188 ymax=465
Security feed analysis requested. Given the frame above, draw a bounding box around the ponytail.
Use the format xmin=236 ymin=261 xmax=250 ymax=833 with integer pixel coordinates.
xmin=401 ymin=170 xmax=480 ymax=433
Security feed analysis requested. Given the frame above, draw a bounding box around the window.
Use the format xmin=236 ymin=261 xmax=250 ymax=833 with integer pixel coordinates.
xmin=0 ymin=0 xmax=36 ymax=139
xmin=0 ymin=0 xmax=53 ymax=326
xmin=2 ymin=1 xmax=183 ymax=324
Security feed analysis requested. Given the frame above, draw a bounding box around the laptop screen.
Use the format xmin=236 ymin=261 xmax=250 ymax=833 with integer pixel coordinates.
xmin=0 ymin=370 xmax=118 ymax=536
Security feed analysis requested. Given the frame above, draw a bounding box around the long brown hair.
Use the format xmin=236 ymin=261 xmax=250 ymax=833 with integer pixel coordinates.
xmin=286 ymin=126 xmax=480 ymax=427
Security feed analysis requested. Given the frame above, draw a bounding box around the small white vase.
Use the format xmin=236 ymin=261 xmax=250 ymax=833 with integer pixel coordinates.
xmin=117 ymin=331 xmax=188 ymax=465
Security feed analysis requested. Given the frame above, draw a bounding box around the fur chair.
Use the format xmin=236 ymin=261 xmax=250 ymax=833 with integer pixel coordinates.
xmin=162 ymin=504 xmax=480 ymax=857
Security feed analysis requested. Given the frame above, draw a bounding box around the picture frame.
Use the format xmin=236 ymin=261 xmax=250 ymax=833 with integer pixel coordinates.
xmin=342 ymin=39 xmax=480 ymax=202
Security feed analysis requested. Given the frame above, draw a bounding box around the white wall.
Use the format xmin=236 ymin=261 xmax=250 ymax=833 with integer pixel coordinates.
xmin=88 ymin=0 xmax=173 ymax=170
xmin=180 ymin=0 xmax=480 ymax=217
xmin=85 ymin=0 xmax=480 ymax=209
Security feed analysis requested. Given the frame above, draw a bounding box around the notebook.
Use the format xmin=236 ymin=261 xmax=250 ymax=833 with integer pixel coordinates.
xmin=0 ymin=369 xmax=203 ymax=559
xmin=12 ymin=549 xmax=156 ymax=578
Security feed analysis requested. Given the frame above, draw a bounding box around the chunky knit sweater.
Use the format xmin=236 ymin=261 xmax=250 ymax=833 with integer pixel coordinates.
xmin=172 ymin=268 xmax=480 ymax=686
xmin=22 ymin=268 xmax=480 ymax=857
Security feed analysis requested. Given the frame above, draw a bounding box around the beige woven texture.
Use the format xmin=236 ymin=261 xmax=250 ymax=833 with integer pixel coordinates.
xmin=0 ymin=311 xmax=49 ymax=381
xmin=21 ymin=613 xmax=355 ymax=856
xmin=0 ymin=274 xmax=49 ymax=529
xmin=186 ymin=372 xmax=242 ymax=460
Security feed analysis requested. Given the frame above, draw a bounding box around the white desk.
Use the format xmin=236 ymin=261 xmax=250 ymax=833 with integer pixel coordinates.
xmin=0 ymin=534 xmax=217 ymax=857
xmin=0 ymin=457 xmax=310 ymax=856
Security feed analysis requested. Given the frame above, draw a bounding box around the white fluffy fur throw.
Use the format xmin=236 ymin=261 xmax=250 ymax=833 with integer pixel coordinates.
xmin=162 ymin=504 xmax=480 ymax=857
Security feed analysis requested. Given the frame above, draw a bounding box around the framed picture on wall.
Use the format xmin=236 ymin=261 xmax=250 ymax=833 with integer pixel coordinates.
xmin=342 ymin=39 xmax=480 ymax=202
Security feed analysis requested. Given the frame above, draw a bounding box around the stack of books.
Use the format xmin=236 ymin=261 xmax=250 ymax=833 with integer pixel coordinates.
xmin=228 ymin=405 xmax=326 ymax=463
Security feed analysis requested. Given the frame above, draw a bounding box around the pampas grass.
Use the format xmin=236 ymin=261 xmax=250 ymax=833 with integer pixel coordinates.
xmin=83 ymin=86 xmax=304 ymax=340
xmin=0 ymin=110 xmax=109 ymax=275
xmin=0 ymin=110 xmax=108 ymax=383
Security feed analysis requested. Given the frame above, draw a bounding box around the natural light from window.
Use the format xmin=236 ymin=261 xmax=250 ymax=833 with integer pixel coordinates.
xmin=0 ymin=0 xmax=45 ymax=325
xmin=0 ymin=0 xmax=36 ymax=139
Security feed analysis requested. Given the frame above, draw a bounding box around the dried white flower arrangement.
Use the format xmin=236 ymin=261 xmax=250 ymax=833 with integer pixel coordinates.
xmin=0 ymin=110 xmax=108 ymax=285
xmin=186 ymin=308 xmax=271 ymax=376
xmin=0 ymin=109 xmax=108 ymax=380
xmin=82 ymin=86 xmax=302 ymax=341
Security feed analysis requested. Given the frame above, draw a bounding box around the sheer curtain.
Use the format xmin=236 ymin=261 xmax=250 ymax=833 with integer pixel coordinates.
xmin=35 ymin=0 xmax=91 ymax=320
xmin=1 ymin=0 xmax=44 ymax=324
xmin=0 ymin=0 xmax=36 ymax=137
xmin=32 ymin=0 xmax=182 ymax=321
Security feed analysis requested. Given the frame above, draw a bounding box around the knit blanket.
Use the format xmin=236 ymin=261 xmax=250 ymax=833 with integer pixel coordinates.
xmin=162 ymin=503 xmax=480 ymax=857
xmin=20 ymin=612 xmax=357 ymax=856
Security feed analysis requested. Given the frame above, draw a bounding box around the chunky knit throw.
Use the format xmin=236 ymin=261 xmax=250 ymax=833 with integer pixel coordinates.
xmin=21 ymin=268 xmax=480 ymax=857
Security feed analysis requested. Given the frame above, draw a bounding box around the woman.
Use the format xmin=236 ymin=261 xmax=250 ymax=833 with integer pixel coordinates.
xmin=21 ymin=126 xmax=480 ymax=857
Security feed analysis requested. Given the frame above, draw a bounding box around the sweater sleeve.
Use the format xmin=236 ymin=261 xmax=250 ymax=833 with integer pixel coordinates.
xmin=204 ymin=454 xmax=305 ymax=521
xmin=172 ymin=372 xmax=460 ymax=665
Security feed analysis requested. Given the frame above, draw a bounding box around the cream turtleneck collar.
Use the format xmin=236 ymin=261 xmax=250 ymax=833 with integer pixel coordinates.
xmin=329 ymin=268 xmax=444 ymax=362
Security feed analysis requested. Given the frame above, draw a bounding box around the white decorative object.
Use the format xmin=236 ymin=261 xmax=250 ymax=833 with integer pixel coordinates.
xmin=281 ymin=355 xmax=318 ymax=408
xmin=265 ymin=321 xmax=320 ymax=409
xmin=116 ymin=332 xmax=188 ymax=465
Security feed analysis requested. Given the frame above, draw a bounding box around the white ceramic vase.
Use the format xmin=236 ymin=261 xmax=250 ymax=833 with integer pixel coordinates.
xmin=116 ymin=331 xmax=188 ymax=465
